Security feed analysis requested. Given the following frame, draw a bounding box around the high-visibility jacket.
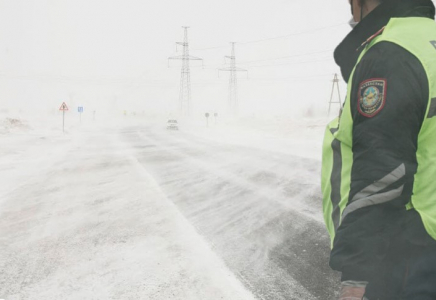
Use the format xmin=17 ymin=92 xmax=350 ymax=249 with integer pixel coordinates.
xmin=322 ymin=0 xmax=436 ymax=281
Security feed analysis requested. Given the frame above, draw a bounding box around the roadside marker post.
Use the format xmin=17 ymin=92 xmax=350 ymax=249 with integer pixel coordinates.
xmin=78 ymin=106 xmax=84 ymax=122
xmin=59 ymin=102 xmax=69 ymax=133
xmin=205 ymin=112 xmax=210 ymax=127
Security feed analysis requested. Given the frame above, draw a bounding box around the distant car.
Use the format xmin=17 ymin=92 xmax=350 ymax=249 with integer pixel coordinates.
xmin=166 ymin=119 xmax=179 ymax=130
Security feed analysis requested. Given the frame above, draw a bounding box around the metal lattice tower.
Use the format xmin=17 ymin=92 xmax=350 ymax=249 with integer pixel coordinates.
xmin=328 ymin=73 xmax=342 ymax=117
xmin=168 ymin=27 xmax=203 ymax=116
xmin=219 ymin=43 xmax=247 ymax=115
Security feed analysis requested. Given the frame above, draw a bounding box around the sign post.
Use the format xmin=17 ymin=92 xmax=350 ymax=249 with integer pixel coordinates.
xmin=205 ymin=112 xmax=210 ymax=127
xmin=78 ymin=106 xmax=84 ymax=122
xmin=59 ymin=102 xmax=69 ymax=133
xmin=214 ymin=112 xmax=218 ymax=124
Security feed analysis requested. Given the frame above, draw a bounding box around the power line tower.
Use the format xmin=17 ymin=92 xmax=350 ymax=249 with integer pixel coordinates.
xmin=328 ymin=73 xmax=342 ymax=117
xmin=168 ymin=27 xmax=203 ymax=116
xmin=219 ymin=42 xmax=247 ymax=115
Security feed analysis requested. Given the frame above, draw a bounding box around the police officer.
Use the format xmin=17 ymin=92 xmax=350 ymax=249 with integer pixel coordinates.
xmin=321 ymin=0 xmax=436 ymax=299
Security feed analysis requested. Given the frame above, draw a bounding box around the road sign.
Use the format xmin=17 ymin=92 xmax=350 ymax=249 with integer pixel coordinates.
xmin=78 ymin=106 xmax=84 ymax=122
xmin=59 ymin=102 xmax=69 ymax=111
xmin=59 ymin=102 xmax=68 ymax=133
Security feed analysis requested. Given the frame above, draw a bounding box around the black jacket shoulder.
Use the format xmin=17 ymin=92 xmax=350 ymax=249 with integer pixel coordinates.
xmin=351 ymin=40 xmax=428 ymax=124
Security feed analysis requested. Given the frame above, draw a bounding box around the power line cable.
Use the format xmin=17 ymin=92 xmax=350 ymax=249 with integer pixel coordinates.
xmin=238 ymin=23 xmax=346 ymax=45
xmin=199 ymin=56 xmax=333 ymax=70
xmin=194 ymin=48 xmax=333 ymax=69
xmin=240 ymin=57 xmax=333 ymax=69
xmin=237 ymin=49 xmax=333 ymax=65
xmin=191 ymin=23 xmax=346 ymax=51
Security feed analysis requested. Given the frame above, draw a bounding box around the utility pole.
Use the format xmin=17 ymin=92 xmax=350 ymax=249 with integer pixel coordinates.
xmin=328 ymin=73 xmax=342 ymax=117
xmin=168 ymin=27 xmax=203 ymax=116
xmin=219 ymin=43 xmax=247 ymax=115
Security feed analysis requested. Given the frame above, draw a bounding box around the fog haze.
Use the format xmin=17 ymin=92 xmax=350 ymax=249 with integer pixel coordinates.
xmin=5 ymin=1 xmax=434 ymax=117
xmin=0 ymin=0 xmax=358 ymax=117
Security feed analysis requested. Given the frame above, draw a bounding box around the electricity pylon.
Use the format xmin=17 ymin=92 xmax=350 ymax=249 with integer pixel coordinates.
xmin=328 ymin=73 xmax=342 ymax=117
xmin=168 ymin=27 xmax=203 ymax=116
xmin=219 ymin=42 xmax=247 ymax=115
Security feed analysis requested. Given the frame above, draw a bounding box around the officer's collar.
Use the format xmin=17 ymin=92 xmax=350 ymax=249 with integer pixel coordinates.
xmin=334 ymin=0 xmax=435 ymax=83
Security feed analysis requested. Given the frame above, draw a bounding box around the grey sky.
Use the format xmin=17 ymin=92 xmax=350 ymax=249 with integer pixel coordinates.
xmin=2 ymin=0 xmax=426 ymax=117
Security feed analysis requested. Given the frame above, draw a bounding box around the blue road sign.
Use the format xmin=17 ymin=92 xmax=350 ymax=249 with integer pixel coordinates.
xmin=78 ymin=107 xmax=84 ymax=113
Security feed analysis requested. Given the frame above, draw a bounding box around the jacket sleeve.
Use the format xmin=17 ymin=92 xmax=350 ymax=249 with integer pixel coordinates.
xmin=329 ymin=41 xmax=428 ymax=282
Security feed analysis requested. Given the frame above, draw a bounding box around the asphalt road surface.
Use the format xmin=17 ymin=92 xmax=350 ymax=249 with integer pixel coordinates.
xmin=120 ymin=124 xmax=339 ymax=299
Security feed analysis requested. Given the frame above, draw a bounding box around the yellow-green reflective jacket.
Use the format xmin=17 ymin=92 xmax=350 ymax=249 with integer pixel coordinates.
xmin=322 ymin=17 xmax=436 ymax=248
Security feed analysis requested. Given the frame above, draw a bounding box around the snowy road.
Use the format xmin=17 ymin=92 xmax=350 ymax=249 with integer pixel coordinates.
xmin=1 ymin=120 xmax=339 ymax=299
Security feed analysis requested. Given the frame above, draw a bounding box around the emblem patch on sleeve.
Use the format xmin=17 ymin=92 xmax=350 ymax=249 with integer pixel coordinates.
xmin=358 ymin=78 xmax=387 ymax=117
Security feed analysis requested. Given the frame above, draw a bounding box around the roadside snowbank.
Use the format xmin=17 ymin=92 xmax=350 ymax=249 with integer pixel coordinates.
xmin=0 ymin=118 xmax=31 ymax=134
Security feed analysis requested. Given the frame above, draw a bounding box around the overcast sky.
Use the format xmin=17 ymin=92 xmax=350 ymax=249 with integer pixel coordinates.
xmin=1 ymin=0 xmax=427 ymax=117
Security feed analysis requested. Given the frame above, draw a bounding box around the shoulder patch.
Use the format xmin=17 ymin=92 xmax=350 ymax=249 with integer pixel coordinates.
xmin=357 ymin=78 xmax=387 ymax=118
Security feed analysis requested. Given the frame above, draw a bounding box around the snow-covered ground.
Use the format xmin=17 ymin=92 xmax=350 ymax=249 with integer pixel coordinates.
xmin=0 ymin=114 xmax=339 ymax=300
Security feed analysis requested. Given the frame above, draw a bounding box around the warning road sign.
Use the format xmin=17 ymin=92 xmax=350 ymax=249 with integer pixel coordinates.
xmin=59 ymin=102 xmax=69 ymax=111
xmin=59 ymin=102 xmax=69 ymax=133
